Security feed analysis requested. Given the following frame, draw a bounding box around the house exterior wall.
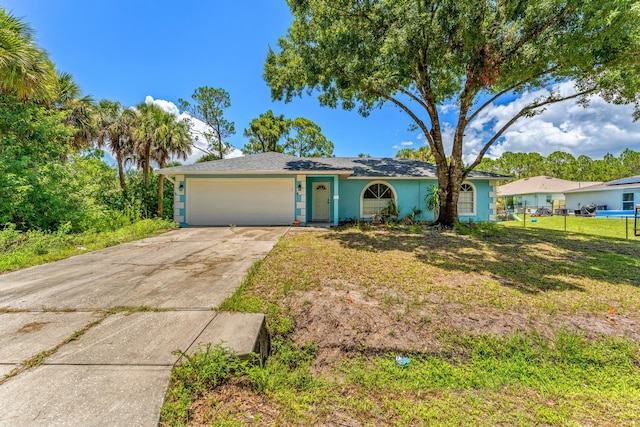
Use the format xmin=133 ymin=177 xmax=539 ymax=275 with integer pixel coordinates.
xmin=337 ymin=178 xmax=496 ymax=222
xmin=173 ymin=175 xmax=186 ymax=226
xmin=565 ymin=188 xmax=640 ymax=211
xmin=508 ymin=192 xmax=565 ymax=212
xmin=463 ymin=180 xmax=495 ymax=222
xmin=173 ymin=174 xmax=498 ymax=226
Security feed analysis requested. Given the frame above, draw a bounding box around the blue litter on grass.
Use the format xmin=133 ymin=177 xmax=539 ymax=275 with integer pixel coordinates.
xmin=531 ymin=218 xmax=537 ymax=223
xmin=395 ymin=356 xmax=410 ymax=366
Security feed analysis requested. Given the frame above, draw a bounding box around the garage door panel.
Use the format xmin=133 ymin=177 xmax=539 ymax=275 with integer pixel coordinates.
xmin=187 ymin=179 xmax=294 ymax=226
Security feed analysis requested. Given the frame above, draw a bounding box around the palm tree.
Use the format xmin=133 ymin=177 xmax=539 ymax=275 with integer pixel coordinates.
xmin=95 ymin=100 xmax=135 ymax=195
xmin=53 ymin=72 xmax=95 ymax=151
xmin=153 ymin=113 xmax=192 ymax=217
xmin=0 ymin=8 xmax=56 ymax=100
xmin=133 ymin=103 xmax=165 ymax=208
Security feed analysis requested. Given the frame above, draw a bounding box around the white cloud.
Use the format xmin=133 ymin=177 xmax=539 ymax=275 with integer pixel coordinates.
xmin=439 ymin=103 xmax=458 ymax=114
xmin=459 ymin=82 xmax=640 ymax=163
xmin=391 ymin=141 xmax=416 ymax=150
xmin=145 ymin=95 xmax=180 ymax=117
xmin=144 ymin=96 xmax=243 ymax=164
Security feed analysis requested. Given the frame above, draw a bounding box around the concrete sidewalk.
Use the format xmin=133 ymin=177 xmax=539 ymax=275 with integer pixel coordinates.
xmin=0 ymin=227 xmax=284 ymax=426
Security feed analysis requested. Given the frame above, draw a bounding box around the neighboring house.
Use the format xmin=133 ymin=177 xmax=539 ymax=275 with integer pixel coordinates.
xmin=564 ymin=175 xmax=640 ymax=213
xmin=158 ymin=152 xmax=505 ymax=226
xmin=498 ymin=176 xmax=601 ymax=213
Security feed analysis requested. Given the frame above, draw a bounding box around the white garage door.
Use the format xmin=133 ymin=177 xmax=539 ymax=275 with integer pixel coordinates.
xmin=187 ymin=178 xmax=295 ymax=226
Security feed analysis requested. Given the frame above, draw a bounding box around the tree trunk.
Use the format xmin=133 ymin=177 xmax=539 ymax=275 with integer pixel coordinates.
xmin=143 ymin=144 xmax=151 ymax=216
xmin=116 ymin=152 xmax=126 ymax=197
xmin=157 ymin=174 xmax=164 ymax=218
xmin=157 ymin=159 xmax=165 ymax=218
xmin=437 ymin=179 xmax=460 ymax=227
xmin=433 ymin=159 xmax=463 ymax=227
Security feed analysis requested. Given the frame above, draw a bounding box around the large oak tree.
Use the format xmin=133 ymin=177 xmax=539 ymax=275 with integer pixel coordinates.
xmin=265 ymin=0 xmax=640 ymax=226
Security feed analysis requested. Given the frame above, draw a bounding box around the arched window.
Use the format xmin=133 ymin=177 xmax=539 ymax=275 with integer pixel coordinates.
xmin=361 ymin=182 xmax=396 ymax=217
xmin=458 ymin=182 xmax=475 ymax=215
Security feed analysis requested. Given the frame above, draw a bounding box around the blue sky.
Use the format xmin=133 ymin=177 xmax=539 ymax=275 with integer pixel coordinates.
xmin=4 ymin=0 xmax=639 ymax=162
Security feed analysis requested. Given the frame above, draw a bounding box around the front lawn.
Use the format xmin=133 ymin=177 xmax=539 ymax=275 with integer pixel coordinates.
xmin=162 ymin=224 xmax=640 ymax=426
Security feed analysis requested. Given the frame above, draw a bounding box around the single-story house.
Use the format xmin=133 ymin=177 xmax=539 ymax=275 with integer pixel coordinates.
xmin=564 ymin=175 xmax=640 ymax=213
xmin=498 ymin=176 xmax=600 ymax=213
xmin=158 ymin=152 xmax=505 ymax=227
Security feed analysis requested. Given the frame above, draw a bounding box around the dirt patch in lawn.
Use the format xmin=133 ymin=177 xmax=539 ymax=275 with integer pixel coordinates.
xmin=262 ymin=227 xmax=640 ymax=364
xmin=288 ymin=280 xmax=640 ymax=366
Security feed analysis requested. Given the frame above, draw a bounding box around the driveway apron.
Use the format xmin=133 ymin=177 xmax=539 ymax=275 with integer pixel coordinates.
xmin=0 ymin=227 xmax=286 ymax=426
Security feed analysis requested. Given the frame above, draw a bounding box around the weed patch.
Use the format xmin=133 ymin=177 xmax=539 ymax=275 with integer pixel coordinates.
xmin=0 ymin=218 xmax=177 ymax=273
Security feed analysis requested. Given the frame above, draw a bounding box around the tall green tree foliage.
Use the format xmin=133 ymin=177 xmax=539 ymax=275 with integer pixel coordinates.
xmin=284 ymin=117 xmax=333 ymax=157
xmin=0 ymin=11 xmax=126 ymax=232
xmin=53 ymin=72 xmax=95 ymax=151
xmin=265 ymin=0 xmax=640 ymax=226
xmin=134 ymin=103 xmax=165 ymax=210
xmin=95 ymin=100 xmax=136 ymax=195
xmin=395 ymin=146 xmax=434 ymax=163
xmin=0 ymin=8 xmax=56 ymax=101
xmin=243 ymin=110 xmax=333 ymax=156
xmin=179 ymin=87 xmax=234 ymax=159
xmin=152 ymin=111 xmax=192 ymax=217
xmin=242 ymin=110 xmax=290 ymax=154
xmin=475 ymin=149 xmax=640 ymax=182
xmin=0 ymin=94 xmax=73 ymax=229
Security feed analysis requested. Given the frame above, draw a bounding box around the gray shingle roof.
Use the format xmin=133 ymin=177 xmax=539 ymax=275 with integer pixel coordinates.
xmin=158 ymin=152 xmax=505 ymax=179
xmin=564 ymin=175 xmax=640 ymax=193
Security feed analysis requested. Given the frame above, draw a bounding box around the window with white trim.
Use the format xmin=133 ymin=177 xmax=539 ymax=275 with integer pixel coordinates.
xmin=458 ymin=183 xmax=475 ymax=215
xmin=622 ymin=192 xmax=634 ymax=210
xmin=362 ymin=182 xmax=395 ymax=217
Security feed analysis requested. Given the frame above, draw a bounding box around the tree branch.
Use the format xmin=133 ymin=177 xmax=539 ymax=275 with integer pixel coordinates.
xmin=463 ymin=88 xmax=596 ymax=179
xmin=505 ymin=3 xmax=574 ymax=61
xmin=369 ymin=87 xmax=434 ymax=147
xmin=466 ymin=65 xmax=562 ymax=124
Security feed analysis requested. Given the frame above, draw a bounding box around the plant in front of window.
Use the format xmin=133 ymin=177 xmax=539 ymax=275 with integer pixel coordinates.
xmin=402 ymin=206 xmax=423 ymax=225
xmin=381 ymin=200 xmax=400 ymax=223
xmin=371 ymin=200 xmax=399 ymax=224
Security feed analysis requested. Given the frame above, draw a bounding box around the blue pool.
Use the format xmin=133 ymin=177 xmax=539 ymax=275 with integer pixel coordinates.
xmin=595 ymin=210 xmax=635 ymax=218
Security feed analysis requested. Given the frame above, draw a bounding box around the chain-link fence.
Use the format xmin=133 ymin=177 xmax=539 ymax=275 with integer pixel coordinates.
xmin=499 ymin=206 xmax=640 ymax=240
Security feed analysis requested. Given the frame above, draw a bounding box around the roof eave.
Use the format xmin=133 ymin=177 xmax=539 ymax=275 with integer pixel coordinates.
xmin=157 ymin=169 xmax=354 ymax=176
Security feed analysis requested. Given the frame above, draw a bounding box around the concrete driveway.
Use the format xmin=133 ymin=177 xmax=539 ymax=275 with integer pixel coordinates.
xmin=0 ymin=227 xmax=287 ymax=426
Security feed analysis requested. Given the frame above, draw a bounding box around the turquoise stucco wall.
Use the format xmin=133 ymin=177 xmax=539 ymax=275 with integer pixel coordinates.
xmin=337 ymin=178 xmax=495 ymax=222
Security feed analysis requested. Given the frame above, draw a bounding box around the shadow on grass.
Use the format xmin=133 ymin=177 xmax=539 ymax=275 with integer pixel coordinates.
xmin=323 ymin=226 xmax=640 ymax=294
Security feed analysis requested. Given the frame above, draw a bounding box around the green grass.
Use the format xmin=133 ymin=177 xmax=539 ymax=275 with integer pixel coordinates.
xmin=0 ymin=218 xmax=177 ymax=273
xmin=161 ymin=225 xmax=640 ymax=426
xmin=499 ymin=215 xmax=640 ymax=240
